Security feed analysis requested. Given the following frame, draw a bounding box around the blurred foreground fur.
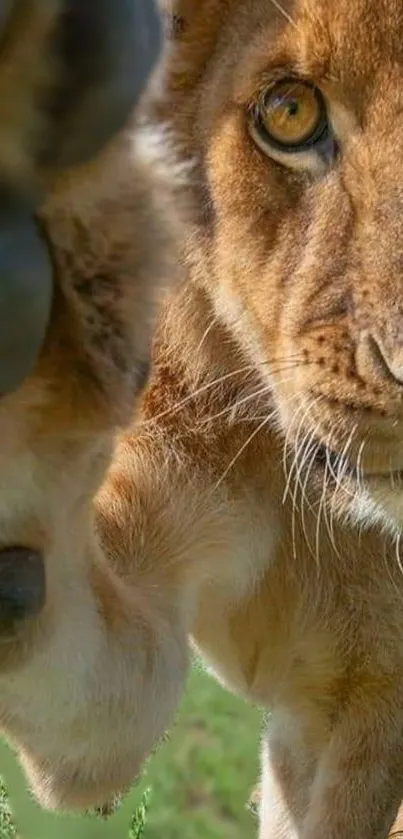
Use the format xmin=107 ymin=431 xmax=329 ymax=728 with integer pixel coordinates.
xmin=0 ymin=0 xmax=189 ymax=813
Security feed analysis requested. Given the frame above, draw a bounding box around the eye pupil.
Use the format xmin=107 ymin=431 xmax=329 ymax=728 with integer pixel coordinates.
xmin=287 ymin=100 xmax=299 ymax=117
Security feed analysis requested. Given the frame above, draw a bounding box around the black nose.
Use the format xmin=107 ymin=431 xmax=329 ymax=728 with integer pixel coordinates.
xmin=0 ymin=548 xmax=45 ymax=635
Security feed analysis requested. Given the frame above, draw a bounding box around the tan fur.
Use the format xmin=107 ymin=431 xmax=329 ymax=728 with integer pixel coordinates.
xmin=6 ymin=1 xmax=403 ymax=838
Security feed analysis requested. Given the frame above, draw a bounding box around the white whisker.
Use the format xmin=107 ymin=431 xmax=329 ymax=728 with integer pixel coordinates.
xmin=395 ymin=532 xmax=403 ymax=579
xmin=269 ymin=0 xmax=297 ymax=27
xmin=195 ymin=317 xmax=219 ymax=353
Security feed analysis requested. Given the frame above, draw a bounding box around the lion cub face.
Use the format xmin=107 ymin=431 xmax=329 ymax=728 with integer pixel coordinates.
xmin=162 ymin=0 xmax=403 ymax=532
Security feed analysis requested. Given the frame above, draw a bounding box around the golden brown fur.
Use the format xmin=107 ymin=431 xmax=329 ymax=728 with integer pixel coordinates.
xmin=6 ymin=1 xmax=403 ymax=838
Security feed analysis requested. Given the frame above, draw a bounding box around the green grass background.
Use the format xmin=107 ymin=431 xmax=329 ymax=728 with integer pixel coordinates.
xmin=0 ymin=664 xmax=262 ymax=838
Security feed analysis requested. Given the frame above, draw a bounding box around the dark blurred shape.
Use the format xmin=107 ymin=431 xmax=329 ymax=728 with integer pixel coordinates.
xmin=0 ymin=547 xmax=45 ymax=635
xmin=0 ymin=200 xmax=52 ymax=395
xmin=44 ymin=0 xmax=163 ymax=167
xmin=0 ymin=0 xmax=163 ymax=396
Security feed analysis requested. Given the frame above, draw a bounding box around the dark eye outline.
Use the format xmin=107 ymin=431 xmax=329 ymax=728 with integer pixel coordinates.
xmin=250 ymin=78 xmax=331 ymax=155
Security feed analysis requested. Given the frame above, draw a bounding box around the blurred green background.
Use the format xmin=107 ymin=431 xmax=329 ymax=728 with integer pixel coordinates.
xmin=0 ymin=663 xmax=262 ymax=838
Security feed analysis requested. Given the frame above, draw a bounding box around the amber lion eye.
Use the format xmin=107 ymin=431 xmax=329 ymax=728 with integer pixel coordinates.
xmin=253 ymin=79 xmax=329 ymax=151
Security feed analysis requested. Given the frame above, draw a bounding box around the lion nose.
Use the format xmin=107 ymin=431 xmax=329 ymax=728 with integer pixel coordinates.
xmin=371 ymin=336 xmax=403 ymax=385
xmin=0 ymin=548 xmax=45 ymax=635
xmin=360 ymin=334 xmax=403 ymax=387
